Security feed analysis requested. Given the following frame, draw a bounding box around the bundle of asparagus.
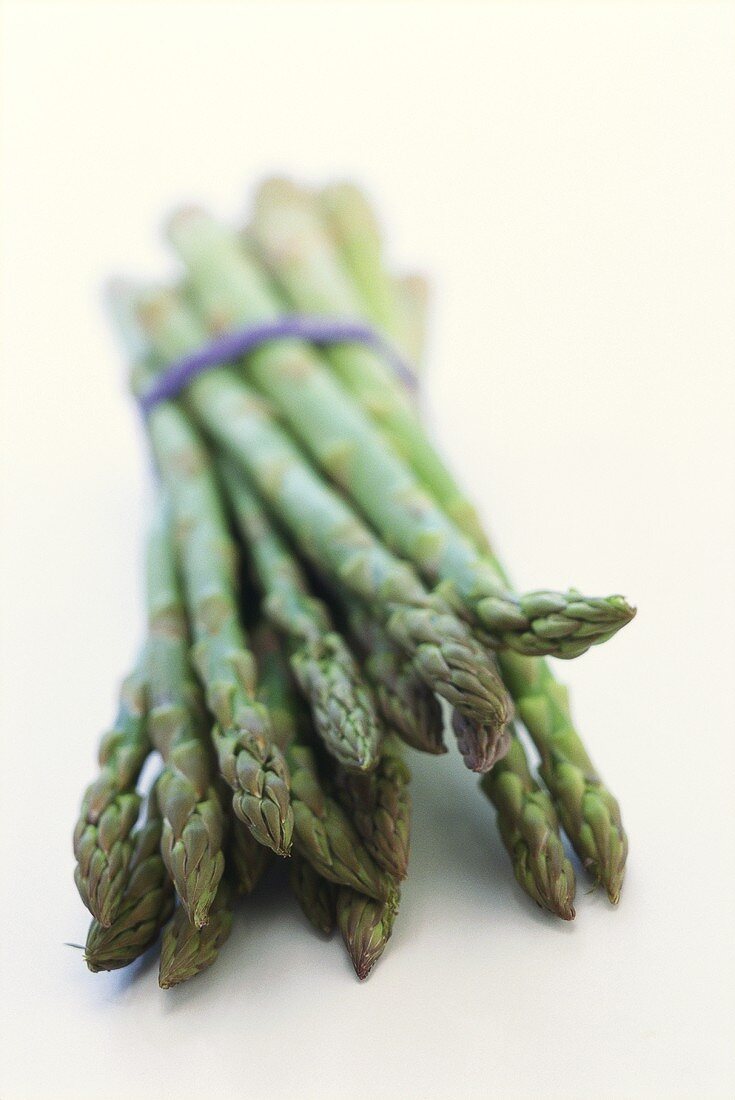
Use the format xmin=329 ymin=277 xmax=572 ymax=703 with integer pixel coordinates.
xmin=74 ymin=179 xmax=634 ymax=986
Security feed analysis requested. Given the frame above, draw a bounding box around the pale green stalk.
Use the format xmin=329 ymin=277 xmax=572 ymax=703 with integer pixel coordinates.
xmin=319 ymin=184 xmax=428 ymax=373
xmin=317 ymin=181 xmax=409 ymax=352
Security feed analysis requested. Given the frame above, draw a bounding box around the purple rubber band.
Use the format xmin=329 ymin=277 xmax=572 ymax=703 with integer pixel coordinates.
xmin=138 ymin=315 xmax=417 ymax=414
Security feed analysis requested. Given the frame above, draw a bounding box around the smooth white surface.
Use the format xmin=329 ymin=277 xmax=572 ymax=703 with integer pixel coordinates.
xmin=1 ymin=3 xmax=734 ymax=1098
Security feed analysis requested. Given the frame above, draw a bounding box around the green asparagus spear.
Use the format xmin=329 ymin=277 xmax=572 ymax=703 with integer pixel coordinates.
xmin=288 ymin=743 xmax=391 ymax=900
xmin=320 ymin=186 xmax=428 ymax=374
xmin=158 ymin=878 xmax=234 ymax=988
xmin=250 ymin=616 xmax=393 ymax=899
xmin=74 ymin=661 xmax=151 ymax=927
xmin=289 ymin=851 xmax=337 ymax=935
xmin=219 ymin=459 xmax=382 ymax=772
xmin=108 ymin=284 xmax=294 ymax=857
xmin=499 ymin=653 xmax=627 ymax=902
xmin=171 ymin=203 xmax=634 ymax=659
xmin=318 ymin=181 xmax=409 ymax=351
xmin=132 ymin=286 xmax=511 ymax=771
xmin=336 ymin=885 xmax=400 ymax=981
xmin=84 ymin=779 xmax=175 ymax=971
xmin=337 ymin=735 xmax=411 ymax=882
xmin=146 ymin=499 xmax=226 ymax=926
xmin=324 ymin=586 xmax=446 ymax=756
xmin=287 ymin=184 xmax=631 ymax=902
xmin=150 ymin=405 xmax=293 ymax=856
xmin=479 ymin=727 xmax=576 ymax=919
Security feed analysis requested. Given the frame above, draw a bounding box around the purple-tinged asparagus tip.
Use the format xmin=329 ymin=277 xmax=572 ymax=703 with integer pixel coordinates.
xmin=451 ymin=712 xmax=512 ymax=773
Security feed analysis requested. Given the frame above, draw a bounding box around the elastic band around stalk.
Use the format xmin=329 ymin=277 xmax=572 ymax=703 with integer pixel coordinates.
xmin=138 ymin=315 xmax=417 ymax=414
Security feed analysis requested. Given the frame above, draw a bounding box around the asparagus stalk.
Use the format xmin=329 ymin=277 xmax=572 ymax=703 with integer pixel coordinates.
xmin=159 ymin=879 xmax=234 ymax=988
xmin=288 ymin=743 xmax=392 ymax=901
xmin=250 ymin=618 xmax=392 ymax=901
xmin=171 ymin=204 xmax=634 ymax=660
xmin=219 ymin=459 xmax=382 ymax=773
xmin=73 ymin=661 xmax=151 ymax=927
xmin=149 ymin=405 xmax=293 ymax=856
xmin=132 ymin=287 xmax=511 ymax=771
xmin=320 ymin=185 xmax=428 ymax=375
xmin=499 ymin=653 xmax=627 ymax=902
xmin=84 ymin=779 xmax=175 ymax=971
xmin=294 ymin=184 xmax=631 ymax=902
xmin=146 ymin=499 xmax=226 ymax=926
xmin=336 ymin=885 xmax=400 ymax=981
xmin=289 ymin=851 xmax=337 ymax=935
xmin=108 ymin=285 xmax=294 ymax=858
xmin=324 ymin=586 xmax=446 ymax=757
xmin=317 ymin=182 xmax=411 ymax=354
xmin=336 ymin=735 xmax=411 ymax=882
xmin=479 ymin=727 xmax=576 ymax=919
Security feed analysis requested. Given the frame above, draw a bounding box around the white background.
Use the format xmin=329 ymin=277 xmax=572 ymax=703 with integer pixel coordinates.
xmin=2 ymin=2 xmax=734 ymax=1098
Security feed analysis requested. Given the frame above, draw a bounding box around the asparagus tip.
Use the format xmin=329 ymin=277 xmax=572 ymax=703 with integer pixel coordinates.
xmin=603 ymin=867 xmax=625 ymax=906
xmin=553 ymin=898 xmax=576 ymax=922
xmin=545 ymin=867 xmax=577 ymax=921
xmin=590 ymin=816 xmax=627 ymax=905
xmin=613 ymin=597 xmax=637 ymax=626
xmin=518 ymin=847 xmax=577 ymax=922
xmin=452 ymin=712 xmax=512 ymax=774
xmin=584 ymin=850 xmax=625 ymax=905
